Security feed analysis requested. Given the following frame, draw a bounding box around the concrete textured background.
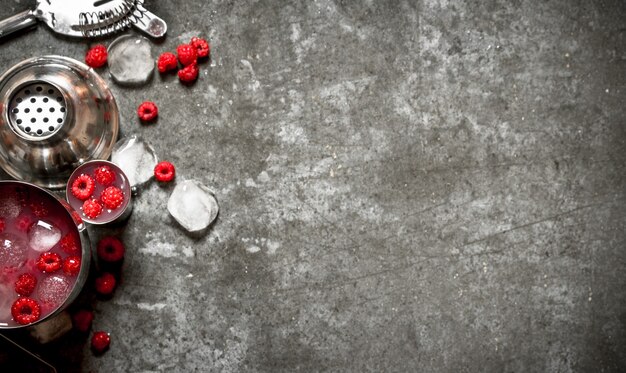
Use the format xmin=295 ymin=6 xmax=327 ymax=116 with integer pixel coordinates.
xmin=0 ymin=0 xmax=625 ymax=372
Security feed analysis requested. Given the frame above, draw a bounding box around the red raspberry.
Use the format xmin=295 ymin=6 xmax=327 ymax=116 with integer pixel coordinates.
xmin=178 ymin=63 xmax=199 ymax=83
xmin=95 ymin=272 xmax=116 ymax=295
xmin=85 ymin=45 xmax=107 ymax=68
xmin=94 ymin=165 xmax=116 ymax=186
xmin=60 ymin=233 xmax=80 ymax=255
xmin=0 ymin=218 xmax=4 ymax=233
xmin=82 ymin=199 xmax=103 ymax=219
xmin=176 ymin=44 xmax=197 ymax=66
xmin=15 ymin=215 xmax=34 ymax=232
xmin=72 ymin=310 xmax=94 ymax=333
xmin=157 ymin=52 xmax=178 ymax=73
xmin=36 ymin=252 xmax=62 ymax=273
xmin=71 ymin=174 xmax=96 ymax=200
xmin=100 ymin=186 xmax=124 ymax=210
xmin=91 ymin=331 xmax=111 ymax=353
xmin=154 ymin=161 xmax=176 ymax=182
xmin=30 ymin=201 xmax=49 ymax=218
xmin=97 ymin=236 xmax=125 ymax=262
xmin=190 ymin=37 xmax=210 ymax=58
xmin=11 ymin=297 xmax=41 ymax=325
xmin=63 ymin=256 xmax=81 ymax=276
xmin=15 ymin=273 xmax=37 ymax=296
xmin=137 ymin=101 xmax=158 ymax=122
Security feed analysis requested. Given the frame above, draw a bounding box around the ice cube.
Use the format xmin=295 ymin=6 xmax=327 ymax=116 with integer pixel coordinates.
xmin=28 ymin=221 xmax=62 ymax=252
xmin=0 ymin=233 xmax=28 ymax=269
xmin=38 ymin=275 xmax=71 ymax=308
xmin=111 ymin=135 xmax=159 ymax=188
xmin=168 ymin=180 xmax=219 ymax=233
xmin=108 ymin=35 xmax=155 ymax=86
xmin=0 ymin=194 xmax=21 ymax=219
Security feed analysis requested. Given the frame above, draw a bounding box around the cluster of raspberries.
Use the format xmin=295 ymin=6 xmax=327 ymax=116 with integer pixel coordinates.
xmin=71 ymin=236 xmax=128 ymax=354
xmin=70 ymin=166 xmax=125 ymax=220
xmin=157 ymin=36 xmax=210 ymax=83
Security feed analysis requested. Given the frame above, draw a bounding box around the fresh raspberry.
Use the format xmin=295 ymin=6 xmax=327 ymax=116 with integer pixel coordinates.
xmin=190 ymin=37 xmax=210 ymax=58
xmin=72 ymin=310 xmax=94 ymax=333
xmin=60 ymin=233 xmax=80 ymax=255
xmin=94 ymin=165 xmax=116 ymax=186
xmin=176 ymin=44 xmax=197 ymax=66
xmin=15 ymin=273 xmax=37 ymax=296
xmin=36 ymin=252 xmax=62 ymax=273
xmin=137 ymin=101 xmax=158 ymax=122
xmin=95 ymin=272 xmax=116 ymax=295
xmin=15 ymin=215 xmax=34 ymax=232
xmin=0 ymin=218 xmax=4 ymax=233
xmin=91 ymin=331 xmax=111 ymax=353
xmin=82 ymin=199 xmax=103 ymax=219
xmin=30 ymin=201 xmax=49 ymax=218
xmin=178 ymin=63 xmax=199 ymax=83
xmin=157 ymin=52 xmax=178 ymax=73
xmin=100 ymin=186 xmax=124 ymax=210
xmin=63 ymin=256 xmax=81 ymax=276
xmin=154 ymin=161 xmax=176 ymax=182
xmin=85 ymin=45 xmax=108 ymax=68
xmin=97 ymin=236 xmax=125 ymax=262
xmin=11 ymin=297 xmax=41 ymax=325
xmin=71 ymin=174 xmax=96 ymax=200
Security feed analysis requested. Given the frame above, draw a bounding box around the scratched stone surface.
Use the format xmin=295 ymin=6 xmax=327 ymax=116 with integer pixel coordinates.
xmin=0 ymin=0 xmax=625 ymax=372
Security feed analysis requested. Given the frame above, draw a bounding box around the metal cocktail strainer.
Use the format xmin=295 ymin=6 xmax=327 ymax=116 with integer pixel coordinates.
xmin=0 ymin=56 xmax=119 ymax=189
xmin=8 ymin=82 xmax=67 ymax=138
xmin=0 ymin=0 xmax=166 ymax=39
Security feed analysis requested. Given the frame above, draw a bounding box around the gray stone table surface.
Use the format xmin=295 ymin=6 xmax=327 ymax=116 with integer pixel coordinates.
xmin=0 ymin=0 xmax=625 ymax=372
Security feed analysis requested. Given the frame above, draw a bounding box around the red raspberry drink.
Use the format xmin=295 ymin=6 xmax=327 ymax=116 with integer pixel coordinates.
xmin=66 ymin=161 xmax=132 ymax=225
xmin=0 ymin=182 xmax=87 ymax=328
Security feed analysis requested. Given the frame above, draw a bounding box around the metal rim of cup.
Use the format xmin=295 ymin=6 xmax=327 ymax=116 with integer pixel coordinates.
xmin=65 ymin=160 xmax=132 ymax=226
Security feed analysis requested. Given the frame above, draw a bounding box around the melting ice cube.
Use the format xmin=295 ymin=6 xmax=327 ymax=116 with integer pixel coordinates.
xmin=167 ymin=180 xmax=219 ymax=233
xmin=28 ymin=221 xmax=62 ymax=252
xmin=0 ymin=233 xmax=28 ymax=269
xmin=108 ymin=35 xmax=155 ymax=86
xmin=38 ymin=275 xmax=71 ymax=308
xmin=111 ymin=135 xmax=159 ymax=188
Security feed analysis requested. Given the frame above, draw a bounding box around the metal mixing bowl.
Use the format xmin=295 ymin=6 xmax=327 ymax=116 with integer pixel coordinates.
xmin=0 ymin=56 xmax=119 ymax=189
xmin=0 ymin=180 xmax=91 ymax=330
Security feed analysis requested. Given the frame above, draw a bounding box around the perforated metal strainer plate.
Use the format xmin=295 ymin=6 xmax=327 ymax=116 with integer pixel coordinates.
xmin=8 ymin=82 xmax=67 ymax=138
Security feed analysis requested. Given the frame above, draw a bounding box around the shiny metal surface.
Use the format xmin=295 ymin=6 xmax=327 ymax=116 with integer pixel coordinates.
xmin=8 ymin=82 xmax=67 ymax=138
xmin=0 ymin=56 xmax=119 ymax=189
xmin=0 ymin=180 xmax=91 ymax=331
xmin=0 ymin=0 xmax=166 ymax=40
xmin=66 ymin=160 xmax=133 ymax=225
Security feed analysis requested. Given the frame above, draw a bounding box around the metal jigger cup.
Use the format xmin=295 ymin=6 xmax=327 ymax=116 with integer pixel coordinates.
xmin=65 ymin=160 xmax=133 ymax=225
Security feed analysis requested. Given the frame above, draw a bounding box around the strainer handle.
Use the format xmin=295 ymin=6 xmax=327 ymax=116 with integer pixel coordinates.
xmin=0 ymin=10 xmax=37 ymax=39
xmin=132 ymin=9 xmax=167 ymax=38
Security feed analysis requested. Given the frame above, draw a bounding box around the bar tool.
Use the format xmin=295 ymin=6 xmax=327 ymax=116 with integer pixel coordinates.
xmin=0 ymin=55 xmax=119 ymax=189
xmin=0 ymin=180 xmax=91 ymax=330
xmin=0 ymin=0 xmax=166 ymax=40
xmin=66 ymin=160 xmax=133 ymax=225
